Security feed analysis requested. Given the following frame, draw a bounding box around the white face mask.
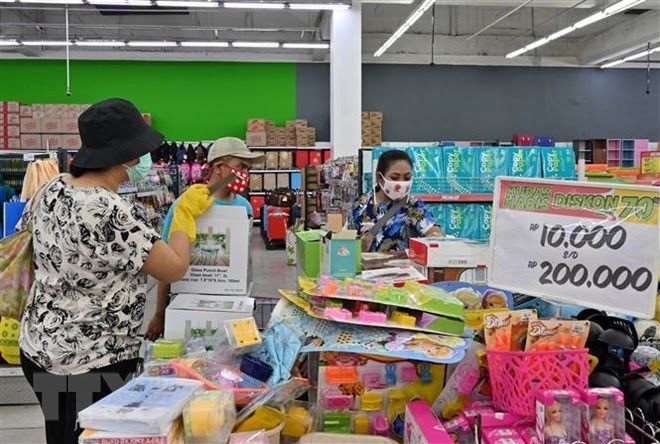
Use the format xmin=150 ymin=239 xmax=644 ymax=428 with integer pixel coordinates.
xmin=378 ymin=173 xmax=413 ymax=201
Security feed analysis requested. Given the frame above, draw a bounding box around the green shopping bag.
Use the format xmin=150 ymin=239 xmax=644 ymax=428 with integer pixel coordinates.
xmin=0 ymin=229 xmax=34 ymax=321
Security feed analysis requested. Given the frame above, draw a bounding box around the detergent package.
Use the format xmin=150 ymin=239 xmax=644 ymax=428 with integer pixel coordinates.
xmin=508 ymin=147 xmax=542 ymax=178
xmin=542 ymin=147 xmax=576 ymax=179
xmin=475 ymin=147 xmax=509 ymax=193
xmin=443 ymin=146 xmax=477 ymax=194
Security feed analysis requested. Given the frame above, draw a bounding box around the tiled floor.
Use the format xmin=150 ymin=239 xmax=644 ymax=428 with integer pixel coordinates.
xmin=0 ymin=228 xmax=295 ymax=443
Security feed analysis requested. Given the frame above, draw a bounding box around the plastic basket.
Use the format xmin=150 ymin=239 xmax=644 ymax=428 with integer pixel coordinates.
xmin=486 ymin=349 xmax=589 ymax=416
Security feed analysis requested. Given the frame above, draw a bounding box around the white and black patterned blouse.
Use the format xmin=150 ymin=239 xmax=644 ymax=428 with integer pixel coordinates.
xmin=19 ymin=177 xmax=160 ymax=375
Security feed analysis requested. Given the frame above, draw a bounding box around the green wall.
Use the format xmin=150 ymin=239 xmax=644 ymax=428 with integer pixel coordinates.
xmin=0 ymin=59 xmax=296 ymax=140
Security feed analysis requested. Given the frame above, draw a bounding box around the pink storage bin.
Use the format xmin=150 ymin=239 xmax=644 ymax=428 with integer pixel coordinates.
xmin=486 ymin=349 xmax=589 ymax=416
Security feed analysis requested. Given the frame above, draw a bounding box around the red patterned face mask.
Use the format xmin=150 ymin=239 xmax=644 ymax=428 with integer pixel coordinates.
xmin=225 ymin=165 xmax=249 ymax=194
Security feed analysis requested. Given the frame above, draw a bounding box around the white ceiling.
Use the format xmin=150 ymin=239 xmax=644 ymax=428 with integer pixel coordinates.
xmin=1 ymin=0 xmax=659 ymax=67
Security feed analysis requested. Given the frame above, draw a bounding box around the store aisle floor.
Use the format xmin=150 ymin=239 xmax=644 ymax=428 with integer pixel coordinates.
xmin=1 ymin=229 xmax=292 ymax=443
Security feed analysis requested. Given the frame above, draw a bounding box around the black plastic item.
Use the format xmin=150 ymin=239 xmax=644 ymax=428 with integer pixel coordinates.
xmin=240 ymin=355 xmax=273 ymax=383
xmin=589 ymin=368 xmax=623 ymax=389
xmin=576 ymin=308 xmax=606 ymax=321
xmin=631 ymin=386 xmax=660 ymax=423
xmin=586 ymin=322 xmax=605 ymax=351
xmin=623 ymin=373 xmax=655 ymax=401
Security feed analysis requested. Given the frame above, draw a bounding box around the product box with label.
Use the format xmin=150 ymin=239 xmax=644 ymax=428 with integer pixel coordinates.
xmin=171 ymin=206 xmax=251 ymax=295
xmin=404 ymin=399 xmax=453 ymax=444
xmin=19 ymin=106 xmax=32 ymax=118
xmin=61 ymin=118 xmax=79 ymax=134
xmin=42 ymin=118 xmax=62 ymax=134
xmin=321 ymin=230 xmax=359 ymax=279
xmin=1 ymin=125 xmax=20 ymax=138
xmin=20 ymin=134 xmax=42 ymax=150
xmin=247 ymin=118 xmax=266 ymax=132
xmin=409 ymin=237 xmax=489 ymax=268
xmin=62 ymin=134 xmax=82 ymax=150
xmin=246 ymin=131 xmax=267 ymax=147
xmin=444 ymin=203 xmax=480 ymax=240
xmin=296 ymin=230 xmax=323 ymax=278
xmin=442 ymin=146 xmax=477 ymax=194
xmin=164 ymin=293 xmax=255 ymax=339
xmin=508 ymin=146 xmax=542 ymax=177
xmin=1 ymin=101 xmax=20 ymax=114
xmin=20 ymin=117 xmax=42 ymax=134
xmin=1 ymin=114 xmax=20 ymax=126
xmin=43 ymin=134 xmax=63 ymax=149
xmin=0 ymin=137 xmax=21 ymax=150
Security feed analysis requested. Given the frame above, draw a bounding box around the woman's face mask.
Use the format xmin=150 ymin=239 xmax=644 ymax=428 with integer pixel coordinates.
xmin=378 ymin=173 xmax=413 ymax=201
xmin=125 ymin=154 xmax=153 ymax=183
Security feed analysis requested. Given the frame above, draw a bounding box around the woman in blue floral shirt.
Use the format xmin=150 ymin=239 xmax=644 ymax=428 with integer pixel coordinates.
xmin=352 ymin=149 xmax=443 ymax=252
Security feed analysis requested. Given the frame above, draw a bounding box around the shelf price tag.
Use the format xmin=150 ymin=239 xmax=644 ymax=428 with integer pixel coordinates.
xmin=489 ymin=177 xmax=660 ymax=318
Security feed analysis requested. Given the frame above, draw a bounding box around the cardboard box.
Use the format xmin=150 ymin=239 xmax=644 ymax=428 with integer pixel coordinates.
xmin=295 ymin=119 xmax=307 ymax=127
xmin=1 ymin=114 xmax=20 ymax=125
xmin=62 ymin=134 xmax=82 ymax=150
xmin=277 ymin=173 xmax=289 ymax=188
xmin=361 ymin=111 xmax=370 ymax=119
xmin=20 ymin=118 xmax=41 ymax=134
xmin=31 ymin=104 xmax=45 ymax=113
xmin=252 ymin=151 xmax=265 ymax=169
xmin=404 ymin=399 xmax=453 ymax=444
xmin=247 ymin=118 xmax=266 ymax=132
xmin=296 ymin=230 xmax=323 ymax=278
xmin=20 ymin=134 xmax=42 ymax=150
xmin=19 ymin=106 xmax=32 ymax=118
xmin=32 ymin=111 xmax=44 ymax=119
xmin=5 ymin=137 xmax=21 ymax=150
xmin=279 ymin=151 xmax=293 ymax=169
xmin=1 ymin=101 xmax=20 ymax=114
xmin=61 ymin=118 xmax=78 ymax=134
xmin=171 ymin=206 xmax=251 ymax=296
xmin=164 ymin=293 xmax=255 ymax=340
xmin=44 ymin=104 xmax=59 ymax=117
xmin=249 ymin=173 xmax=263 ymax=191
xmin=409 ymin=238 xmax=489 ymax=268
xmin=307 ymin=127 xmax=316 ymax=145
xmin=246 ymin=131 xmax=267 ymax=147
xmin=263 ymin=173 xmax=277 ymax=190
xmin=369 ymin=111 xmax=383 ymax=121
xmin=1 ymin=125 xmax=20 ymax=138
xmin=42 ymin=118 xmax=62 ymax=133
xmin=321 ymin=230 xmax=359 ymax=279
xmin=43 ymin=134 xmax=63 ymax=149
xmin=265 ymin=120 xmax=275 ymax=130
xmin=265 ymin=151 xmax=279 ymax=169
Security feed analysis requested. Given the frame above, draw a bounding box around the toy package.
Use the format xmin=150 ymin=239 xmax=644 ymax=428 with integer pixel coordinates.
xmin=404 ymin=399 xmax=453 ymax=444
xmin=483 ymin=310 xmax=537 ymax=351
xmin=535 ymin=390 xmax=582 ymax=444
xmin=508 ymin=147 xmax=542 ymax=178
xmin=525 ymin=320 xmax=590 ymax=352
xmin=581 ymin=388 xmax=626 ymax=444
xmin=541 ymin=147 xmax=576 ymax=179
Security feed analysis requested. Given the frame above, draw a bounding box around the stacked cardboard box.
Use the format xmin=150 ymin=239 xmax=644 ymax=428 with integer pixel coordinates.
xmin=1 ymin=102 xmax=153 ymax=150
xmin=246 ymin=118 xmax=317 ymax=147
xmin=362 ymin=111 xmax=383 ymax=147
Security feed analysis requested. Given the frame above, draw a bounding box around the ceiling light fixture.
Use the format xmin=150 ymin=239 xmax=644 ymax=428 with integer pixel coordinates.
xmin=74 ymin=40 xmax=126 ymax=46
xmin=506 ymin=0 xmax=647 ymax=59
xmin=223 ymin=2 xmax=285 ymax=9
xmin=22 ymin=40 xmax=72 ymax=46
xmin=289 ymin=3 xmax=349 ymax=10
xmin=232 ymin=41 xmax=281 ymax=48
xmin=601 ymin=46 xmax=660 ymax=68
xmin=127 ymin=40 xmax=178 ymax=47
xmin=19 ymin=0 xmax=83 ymax=3
xmin=282 ymin=42 xmax=329 ymax=49
xmin=156 ymin=0 xmax=218 ymax=7
xmin=374 ymin=0 xmax=435 ymax=58
xmin=0 ymin=0 xmax=17 ymax=3
xmin=88 ymin=0 xmax=153 ymax=5
xmin=0 ymin=39 xmax=20 ymax=45
xmin=180 ymin=40 xmax=230 ymax=47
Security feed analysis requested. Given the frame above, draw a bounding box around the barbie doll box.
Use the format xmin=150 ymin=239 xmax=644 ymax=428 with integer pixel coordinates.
xmin=404 ymin=399 xmax=453 ymax=444
xmin=171 ymin=206 xmax=251 ymax=296
xmin=580 ymin=388 xmax=625 ymax=444
xmin=535 ymin=389 xmax=582 ymax=444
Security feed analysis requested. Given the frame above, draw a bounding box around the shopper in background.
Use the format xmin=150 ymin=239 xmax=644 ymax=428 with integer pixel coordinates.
xmin=18 ymin=98 xmax=215 ymax=444
xmin=352 ymin=149 xmax=443 ymax=252
xmin=145 ymin=137 xmax=264 ymax=340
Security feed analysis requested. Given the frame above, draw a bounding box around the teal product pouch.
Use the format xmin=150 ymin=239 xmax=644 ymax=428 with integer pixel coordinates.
xmin=442 ymin=146 xmax=477 ymax=194
xmin=541 ymin=147 xmax=576 ymax=179
xmin=445 ymin=203 xmax=480 ymax=240
xmin=475 ymin=147 xmax=509 ymax=193
xmin=427 ymin=203 xmax=447 ymax=229
xmin=410 ymin=146 xmax=444 ymax=195
xmin=478 ymin=203 xmax=493 ymax=241
xmin=508 ymin=146 xmax=542 ymax=177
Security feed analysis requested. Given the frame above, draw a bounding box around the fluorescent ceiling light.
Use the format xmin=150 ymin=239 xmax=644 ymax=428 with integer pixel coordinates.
xmin=75 ymin=40 xmax=126 ymax=46
xmin=180 ymin=41 xmax=229 ymax=47
xmin=506 ymin=0 xmax=647 ymax=59
xmin=0 ymin=39 xmax=20 ymax=46
xmin=289 ymin=3 xmax=349 ymax=10
xmin=0 ymin=0 xmax=16 ymax=3
xmin=374 ymin=0 xmax=435 ymax=58
xmin=601 ymin=59 xmax=626 ymax=68
xmin=19 ymin=0 xmax=83 ymax=3
xmin=88 ymin=0 xmax=153 ymax=4
xmin=127 ymin=40 xmax=178 ymax=47
xmin=22 ymin=40 xmax=72 ymax=46
xmin=232 ymin=41 xmax=280 ymax=48
xmin=156 ymin=0 xmax=218 ymax=6
xmin=601 ymin=46 xmax=660 ymax=68
xmin=223 ymin=2 xmax=285 ymax=9
xmin=282 ymin=42 xmax=329 ymax=49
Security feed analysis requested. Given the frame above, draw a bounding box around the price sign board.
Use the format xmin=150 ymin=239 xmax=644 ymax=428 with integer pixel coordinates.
xmin=489 ymin=177 xmax=660 ymax=318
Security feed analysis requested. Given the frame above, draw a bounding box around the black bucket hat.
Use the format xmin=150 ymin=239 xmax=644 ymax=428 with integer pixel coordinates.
xmin=71 ymin=98 xmax=164 ymax=169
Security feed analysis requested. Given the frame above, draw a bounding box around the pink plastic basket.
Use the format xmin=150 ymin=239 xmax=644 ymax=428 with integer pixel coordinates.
xmin=486 ymin=349 xmax=589 ymax=416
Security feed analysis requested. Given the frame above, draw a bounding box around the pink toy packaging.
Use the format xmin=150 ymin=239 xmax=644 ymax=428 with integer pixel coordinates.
xmin=483 ymin=428 xmax=527 ymax=444
xmin=535 ymin=390 xmax=582 ymax=444
xmin=404 ymin=399 xmax=453 ymax=444
xmin=581 ymin=388 xmax=625 ymax=444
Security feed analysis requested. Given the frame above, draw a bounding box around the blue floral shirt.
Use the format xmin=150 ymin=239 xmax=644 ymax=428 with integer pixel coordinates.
xmin=352 ymin=192 xmax=438 ymax=252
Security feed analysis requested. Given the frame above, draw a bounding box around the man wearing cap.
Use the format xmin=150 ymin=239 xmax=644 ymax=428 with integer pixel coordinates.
xmin=145 ymin=137 xmax=264 ymax=339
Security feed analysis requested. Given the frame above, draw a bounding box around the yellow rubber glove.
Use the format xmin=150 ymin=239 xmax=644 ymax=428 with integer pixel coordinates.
xmin=170 ymin=184 xmax=215 ymax=242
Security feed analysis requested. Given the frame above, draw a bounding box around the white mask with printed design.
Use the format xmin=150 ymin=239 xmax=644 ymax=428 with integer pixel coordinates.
xmin=378 ymin=173 xmax=413 ymax=201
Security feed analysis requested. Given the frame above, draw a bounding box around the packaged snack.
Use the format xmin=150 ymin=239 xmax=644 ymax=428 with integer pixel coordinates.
xmin=525 ymin=320 xmax=590 ymax=352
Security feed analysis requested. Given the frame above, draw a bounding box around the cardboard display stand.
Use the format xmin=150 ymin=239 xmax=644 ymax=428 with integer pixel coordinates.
xmin=171 ymin=206 xmax=251 ymax=296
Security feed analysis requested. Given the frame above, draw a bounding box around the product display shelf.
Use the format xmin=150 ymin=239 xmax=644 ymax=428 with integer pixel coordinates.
xmin=607 ymin=139 xmax=622 ymax=167
xmin=301 ymin=165 xmax=328 ymax=229
xmin=622 ymin=139 xmax=636 ymax=167
xmin=634 ymin=139 xmax=649 ymax=167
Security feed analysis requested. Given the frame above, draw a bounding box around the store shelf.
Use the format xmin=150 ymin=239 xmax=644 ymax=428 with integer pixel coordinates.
xmin=248 ymin=146 xmax=330 ymax=151
xmin=251 ymin=169 xmax=300 ymax=173
xmin=249 ymin=191 xmax=266 ymax=195
xmin=413 ymin=193 xmax=494 ymax=203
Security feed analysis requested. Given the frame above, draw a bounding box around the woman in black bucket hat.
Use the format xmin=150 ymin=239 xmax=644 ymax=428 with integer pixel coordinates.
xmin=17 ymin=98 xmax=213 ymax=444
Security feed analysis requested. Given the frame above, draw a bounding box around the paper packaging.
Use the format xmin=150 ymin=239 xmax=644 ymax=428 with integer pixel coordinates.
xmin=277 ymin=173 xmax=289 ymax=188
xmin=20 ymin=134 xmax=42 ymax=150
xmin=171 ymin=206 xmax=251 ymax=296
xmin=62 ymin=134 xmax=81 ymax=150
xmin=409 ymin=237 xmax=489 ymax=268
xmin=279 ymin=151 xmax=293 ymax=169
xmin=42 ymin=118 xmax=62 ymax=133
xmin=44 ymin=104 xmax=59 ymax=117
xmin=247 ymin=118 xmax=266 ymax=132
xmin=42 ymin=134 xmax=63 ymax=149
xmin=249 ymin=173 xmax=263 ymax=191
xmin=2 ymin=125 xmax=20 ymax=138
xmin=508 ymin=146 xmax=542 ymax=177
xmin=61 ymin=118 xmax=78 ymax=134
xmin=404 ymin=399 xmax=454 ymax=444
xmin=79 ymin=420 xmax=183 ymax=444
xmin=31 ymin=104 xmax=45 ymax=113
xmin=296 ymin=230 xmax=323 ymax=278
xmin=1 ymin=137 xmax=21 ymax=150
xmin=321 ymin=230 xmax=359 ymax=279
xmin=164 ymin=293 xmax=255 ymax=339
xmin=1 ymin=114 xmax=20 ymax=125
xmin=246 ymin=131 xmax=267 ymax=147
xmin=263 ymin=173 xmax=276 ymax=190
xmin=444 ymin=203 xmax=480 ymax=240
xmin=1 ymin=101 xmax=20 ymax=114
xmin=19 ymin=106 xmax=32 ymax=118
xmin=475 ymin=147 xmax=509 ymax=193
xmin=20 ymin=118 xmax=41 ymax=134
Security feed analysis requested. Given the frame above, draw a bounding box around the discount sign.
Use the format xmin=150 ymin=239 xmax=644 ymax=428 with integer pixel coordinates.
xmin=489 ymin=177 xmax=660 ymax=318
